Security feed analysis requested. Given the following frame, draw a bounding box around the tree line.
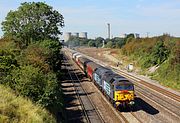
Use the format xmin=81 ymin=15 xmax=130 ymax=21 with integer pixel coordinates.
xmin=65 ymin=33 xmax=138 ymax=49
xmin=0 ymin=2 xmax=65 ymax=122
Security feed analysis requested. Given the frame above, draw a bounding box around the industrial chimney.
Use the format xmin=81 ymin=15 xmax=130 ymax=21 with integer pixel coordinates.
xmin=107 ymin=23 xmax=110 ymax=39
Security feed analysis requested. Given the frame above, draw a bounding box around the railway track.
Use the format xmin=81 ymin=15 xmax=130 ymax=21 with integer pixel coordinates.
xmin=113 ymin=68 xmax=180 ymax=102
xmin=112 ymin=69 xmax=180 ymax=120
xmin=68 ymin=48 xmax=180 ymax=122
xmin=64 ymin=48 xmax=142 ymax=123
xmin=63 ymin=52 xmax=104 ymax=123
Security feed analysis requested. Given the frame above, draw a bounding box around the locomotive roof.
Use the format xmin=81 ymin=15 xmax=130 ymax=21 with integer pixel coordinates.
xmin=104 ymin=73 xmax=133 ymax=85
xmin=95 ymin=66 xmax=112 ymax=75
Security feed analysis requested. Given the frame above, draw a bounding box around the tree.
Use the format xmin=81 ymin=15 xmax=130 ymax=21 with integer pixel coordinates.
xmin=106 ymin=41 xmax=114 ymax=48
xmin=88 ymin=40 xmax=96 ymax=47
xmin=113 ymin=37 xmax=125 ymax=48
xmin=1 ymin=2 xmax=64 ymax=47
xmin=95 ymin=37 xmax=104 ymax=47
xmin=151 ymin=41 xmax=169 ymax=65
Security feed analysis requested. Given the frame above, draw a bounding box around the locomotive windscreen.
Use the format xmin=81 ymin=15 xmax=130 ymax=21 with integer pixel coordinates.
xmin=115 ymin=84 xmax=134 ymax=91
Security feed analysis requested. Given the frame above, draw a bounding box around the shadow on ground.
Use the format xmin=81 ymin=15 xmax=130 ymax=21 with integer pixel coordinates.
xmin=120 ymin=97 xmax=159 ymax=115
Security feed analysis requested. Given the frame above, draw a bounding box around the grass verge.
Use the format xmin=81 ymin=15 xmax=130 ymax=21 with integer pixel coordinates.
xmin=0 ymin=84 xmax=56 ymax=123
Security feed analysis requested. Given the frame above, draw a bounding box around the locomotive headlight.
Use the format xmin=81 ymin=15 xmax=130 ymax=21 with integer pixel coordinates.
xmin=129 ymin=101 xmax=135 ymax=105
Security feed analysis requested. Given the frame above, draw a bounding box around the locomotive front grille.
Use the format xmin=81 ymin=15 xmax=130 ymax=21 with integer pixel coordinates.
xmin=115 ymin=91 xmax=134 ymax=101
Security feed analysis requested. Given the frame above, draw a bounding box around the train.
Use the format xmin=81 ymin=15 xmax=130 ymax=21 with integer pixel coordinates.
xmin=70 ymin=50 xmax=135 ymax=109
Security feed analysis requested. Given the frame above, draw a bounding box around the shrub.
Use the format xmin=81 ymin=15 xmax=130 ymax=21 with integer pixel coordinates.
xmin=11 ymin=65 xmax=47 ymax=102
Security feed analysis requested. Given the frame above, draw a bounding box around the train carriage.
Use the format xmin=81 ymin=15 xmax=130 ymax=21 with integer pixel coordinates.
xmin=72 ymin=52 xmax=80 ymax=60
xmin=71 ymin=51 xmax=77 ymax=58
xmin=75 ymin=54 xmax=82 ymax=64
xmin=77 ymin=57 xmax=92 ymax=74
xmin=86 ymin=62 xmax=101 ymax=80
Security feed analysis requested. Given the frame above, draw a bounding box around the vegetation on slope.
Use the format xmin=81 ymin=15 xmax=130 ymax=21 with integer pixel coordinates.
xmin=121 ymin=35 xmax=180 ymax=90
xmin=0 ymin=85 xmax=55 ymax=123
xmin=0 ymin=38 xmax=65 ymax=121
xmin=0 ymin=2 xmax=65 ymax=122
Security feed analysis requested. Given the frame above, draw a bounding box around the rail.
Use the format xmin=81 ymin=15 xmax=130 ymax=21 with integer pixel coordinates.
xmin=63 ymin=52 xmax=104 ymax=123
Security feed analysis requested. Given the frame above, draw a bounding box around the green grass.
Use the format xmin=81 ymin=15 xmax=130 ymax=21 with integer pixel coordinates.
xmin=0 ymin=84 xmax=56 ymax=123
xmin=151 ymin=60 xmax=180 ymax=90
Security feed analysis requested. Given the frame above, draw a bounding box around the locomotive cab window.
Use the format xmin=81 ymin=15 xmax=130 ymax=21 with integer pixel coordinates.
xmin=115 ymin=84 xmax=134 ymax=91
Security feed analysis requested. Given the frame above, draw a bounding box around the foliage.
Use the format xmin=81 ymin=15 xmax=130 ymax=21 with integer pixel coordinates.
xmin=0 ymin=50 xmax=18 ymax=74
xmin=9 ymin=65 xmax=64 ymax=111
xmin=38 ymin=73 xmax=64 ymax=112
xmin=120 ymin=35 xmax=180 ymax=90
xmin=0 ymin=85 xmax=56 ymax=123
xmin=88 ymin=40 xmax=96 ymax=47
xmin=0 ymin=2 xmax=65 ymax=122
xmin=0 ymin=37 xmax=64 ymax=121
xmin=152 ymin=58 xmax=180 ymax=90
xmin=1 ymin=2 xmax=64 ymax=47
xmin=95 ymin=37 xmax=104 ymax=47
xmin=19 ymin=44 xmax=50 ymax=73
xmin=149 ymin=41 xmax=169 ymax=65
xmin=38 ymin=40 xmax=62 ymax=72
xmin=11 ymin=66 xmax=47 ymax=102
xmin=114 ymin=37 xmax=125 ymax=48
xmin=0 ymin=49 xmax=19 ymax=85
xmin=105 ymin=41 xmax=114 ymax=48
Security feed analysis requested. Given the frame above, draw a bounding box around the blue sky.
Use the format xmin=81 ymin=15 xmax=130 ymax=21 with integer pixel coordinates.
xmin=0 ymin=0 xmax=180 ymax=39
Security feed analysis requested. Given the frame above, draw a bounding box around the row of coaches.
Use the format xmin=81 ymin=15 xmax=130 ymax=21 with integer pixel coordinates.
xmin=71 ymin=50 xmax=135 ymax=109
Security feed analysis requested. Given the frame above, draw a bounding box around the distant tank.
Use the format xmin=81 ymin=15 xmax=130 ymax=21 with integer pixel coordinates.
xmin=64 ymin=32 xmax=71 ymax=42
xmin=79 ymin=32 xmax=87 ymax=39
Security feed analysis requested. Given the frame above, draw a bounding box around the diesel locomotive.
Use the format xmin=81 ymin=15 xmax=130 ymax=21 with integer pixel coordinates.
xmin=70 ymin=50 xmax=135 ymax=109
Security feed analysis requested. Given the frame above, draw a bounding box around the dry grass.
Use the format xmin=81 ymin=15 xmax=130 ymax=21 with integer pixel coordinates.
xmin=0 ymin=85 xmax=56 ymax=123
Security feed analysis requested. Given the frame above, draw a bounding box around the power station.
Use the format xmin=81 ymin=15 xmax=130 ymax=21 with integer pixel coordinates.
xmin=64 ymin=32 xmax=71 ymax=42
xmin=79 ymin=32 xmax=87 ymax=38
xmin=64 ymin=32 xmax=88 ymax=42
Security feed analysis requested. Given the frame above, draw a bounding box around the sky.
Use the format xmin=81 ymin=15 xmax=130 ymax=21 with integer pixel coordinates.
xmin=0 ymin=0 xmax=180 ymax=39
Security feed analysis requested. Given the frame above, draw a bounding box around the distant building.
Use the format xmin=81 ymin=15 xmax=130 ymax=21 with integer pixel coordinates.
xmin=64 ymin=32 xmax=71 ymax=42
xmin=119 ymin=34 xmax=127 ymax=38
xmin=72 ymin=32 xmax=79 ymax=38
xmin=119 ymin=33 xmax=140 ymax=38
xmin=64 ymin=32 xmax=88 ymax=41
xmin=135 ymin=33 xmax=140 ymax=38
xmin=79 ymin=32 xmax=87 ymax=39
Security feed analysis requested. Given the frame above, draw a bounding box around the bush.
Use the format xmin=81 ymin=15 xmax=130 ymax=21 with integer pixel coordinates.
xmin=38 ymin=73 xmax=64 ymax=111
xmin=38 ymin=40 xmax=62 ymax=72
xmin=11 ymin=66 xmax=47 ymax=102
xmin=9 ymin=65 xmax=63 ymax=110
